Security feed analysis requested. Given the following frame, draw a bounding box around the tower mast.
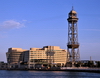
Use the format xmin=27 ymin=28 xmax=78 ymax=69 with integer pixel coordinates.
xmin=67 ymin=8 xmax=80 ymax=64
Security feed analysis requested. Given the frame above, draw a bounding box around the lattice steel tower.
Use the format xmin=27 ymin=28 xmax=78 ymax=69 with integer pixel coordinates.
xmin=67 ymin=7 xmax=80 ymax=63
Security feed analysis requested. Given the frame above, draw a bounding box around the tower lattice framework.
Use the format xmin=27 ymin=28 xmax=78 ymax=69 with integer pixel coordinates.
xmin=67 ymin=8 xmax=80 ymax=63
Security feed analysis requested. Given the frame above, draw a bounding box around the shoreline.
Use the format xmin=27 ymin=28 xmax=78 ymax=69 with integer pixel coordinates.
xmin=5 ymin=69 xmax=100 ymax=73
xmin=1 ymin=67 xmax=99 ymax=73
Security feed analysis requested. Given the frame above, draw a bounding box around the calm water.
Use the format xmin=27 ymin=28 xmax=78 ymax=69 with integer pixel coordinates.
xmin=0 ymin=70 xmax=100 ymax=78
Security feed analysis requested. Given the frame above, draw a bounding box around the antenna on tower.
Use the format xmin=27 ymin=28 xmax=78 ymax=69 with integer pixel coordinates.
xmin=90 ymin=56 xmax=92 ymax=61
xmin=72 ymin=6 xmax=74 ymax=10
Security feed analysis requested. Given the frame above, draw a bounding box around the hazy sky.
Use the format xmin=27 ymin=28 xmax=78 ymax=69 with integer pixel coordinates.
xmin=0 ymin=0 xmax=100 ymax=62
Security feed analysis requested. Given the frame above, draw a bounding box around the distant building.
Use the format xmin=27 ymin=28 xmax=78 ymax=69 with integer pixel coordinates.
xmin=6 ymin=46 xmax=67 ymax=69
xmin=0 ymin=61 xmax=8 ymax=69
xmin=6 ymin=48 xmax=27 ymax=64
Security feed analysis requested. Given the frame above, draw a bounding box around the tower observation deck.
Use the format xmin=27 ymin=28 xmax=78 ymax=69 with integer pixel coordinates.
xmin=67 ymin=8 xmax=80 ymax=63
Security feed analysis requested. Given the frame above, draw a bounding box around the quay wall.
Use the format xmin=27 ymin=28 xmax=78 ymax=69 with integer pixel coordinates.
xmin=61 ymin=67 xmax=100 ymax=72
xmin=1 ymin=67 xmax=100 ymax=73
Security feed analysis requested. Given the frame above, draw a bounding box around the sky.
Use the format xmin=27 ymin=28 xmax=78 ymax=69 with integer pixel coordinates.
xmin=0 ymin=0 xmax=100 ymax=62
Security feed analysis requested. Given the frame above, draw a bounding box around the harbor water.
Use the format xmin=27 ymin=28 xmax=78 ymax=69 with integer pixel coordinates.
xmin=0 ymin=70 xmax=100 ymax=78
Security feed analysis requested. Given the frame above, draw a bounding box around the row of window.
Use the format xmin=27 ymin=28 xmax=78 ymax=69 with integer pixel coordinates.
xmin=30 ymin=50 xmax=65 ymax=52
xmin=30 ymin=57 xmax=47 ymax=58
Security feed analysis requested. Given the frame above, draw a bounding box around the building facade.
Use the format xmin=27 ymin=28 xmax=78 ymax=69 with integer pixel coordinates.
xmin=6 ymin=46 xmax=67 ymax=69
xmin=24 ymin=46 xmax=67 ymax=68
xmin=6 ymin=48 xmax=27 ymax=64
xmin=6 ymin=48 xmax=28 ymax=69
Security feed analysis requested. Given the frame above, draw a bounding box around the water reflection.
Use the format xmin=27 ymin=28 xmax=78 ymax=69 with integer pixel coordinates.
xmin=0 ymin=70 xmax=100 ymax=78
